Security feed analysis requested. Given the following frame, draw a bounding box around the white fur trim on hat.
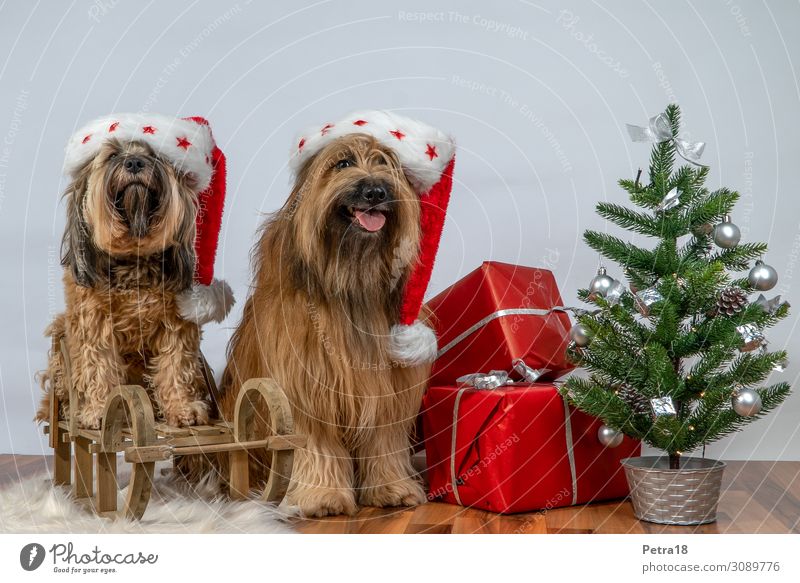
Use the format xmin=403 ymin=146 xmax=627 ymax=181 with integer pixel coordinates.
xmin=64 ymin=113 xmax=215 ymax=192
xmin=388 ymin=320 xmax=438 ymax=366
xmin=176 ymin=279 xmax=235 ymax=326
xmin=290 ymin=110 xmax=455 ymax=195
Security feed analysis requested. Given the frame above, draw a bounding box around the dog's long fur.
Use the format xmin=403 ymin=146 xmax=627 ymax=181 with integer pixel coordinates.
xmin=37 ymin=139 xmax=209 ymax=429
xmin=217 ymin=134 xmax=430 ymax=517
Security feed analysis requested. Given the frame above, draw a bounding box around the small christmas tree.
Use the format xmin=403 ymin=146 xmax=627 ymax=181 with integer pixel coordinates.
xmin=563 ymin=104 xmax=790 ymax=470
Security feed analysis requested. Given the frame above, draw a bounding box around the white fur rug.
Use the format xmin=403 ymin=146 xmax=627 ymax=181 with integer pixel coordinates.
xmin=0 ymin=463 xmax=295 ymax=534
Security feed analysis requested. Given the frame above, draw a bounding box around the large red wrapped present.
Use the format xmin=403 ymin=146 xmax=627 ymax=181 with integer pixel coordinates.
xmin=422 ymin=382 xmax=640 ymax=514
xmin=427 ymin=261 xmax=574 ymax=385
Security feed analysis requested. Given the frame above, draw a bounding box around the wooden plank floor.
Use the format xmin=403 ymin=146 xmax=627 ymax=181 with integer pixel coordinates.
xmin=2 ymin=455 xmax=798 ymax=533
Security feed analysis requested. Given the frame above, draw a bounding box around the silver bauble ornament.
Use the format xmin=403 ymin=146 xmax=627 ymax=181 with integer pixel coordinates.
xmin=713 ymin=215 xmax=741 ymax=249
xmin=748 ymin=260 xmax=778 ymax=291
xmin=732 ymin=388 xmax=762 ymax=417
xmin=570 ymin=323 xmax=591 ymax=347
xmin=605 ymin=279 xmax=627 ymax=306
xmin=589 ymin=267 xmax=614 ymax=297
xmin=597 ymin=425 xmax=624 ymax=448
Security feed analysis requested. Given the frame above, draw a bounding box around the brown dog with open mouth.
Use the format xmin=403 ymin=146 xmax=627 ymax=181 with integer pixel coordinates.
xmin=219 ymin=111 xmax=455 ymax=517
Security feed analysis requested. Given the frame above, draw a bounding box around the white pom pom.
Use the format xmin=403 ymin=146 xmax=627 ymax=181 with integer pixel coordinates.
xmin=388 ymin=321 xmax=438 ymax=366
xmin=177 ymin=279 xmax=235 ymax=325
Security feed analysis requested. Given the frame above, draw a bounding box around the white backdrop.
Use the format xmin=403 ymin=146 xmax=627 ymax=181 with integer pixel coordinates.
xmin=1 ymin=0 xmax=798 ymax=460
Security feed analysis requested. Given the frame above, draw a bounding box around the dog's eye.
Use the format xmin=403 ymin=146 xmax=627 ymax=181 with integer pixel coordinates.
xmin=109 ymin=153 xmax=118 ymax=159
xmin=335 ymin=159 xmax=353 ymax=170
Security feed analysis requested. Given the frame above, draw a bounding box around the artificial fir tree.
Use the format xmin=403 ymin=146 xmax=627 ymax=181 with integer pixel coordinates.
xmin=563 ymin=104 xmax=790 ymax=470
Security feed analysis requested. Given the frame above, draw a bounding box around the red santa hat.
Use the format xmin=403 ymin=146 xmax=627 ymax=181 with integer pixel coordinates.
xmin=64 ymin=113 xmax=233 ymax=325
xmin=291 ymin=110 xmax=456 ymax=365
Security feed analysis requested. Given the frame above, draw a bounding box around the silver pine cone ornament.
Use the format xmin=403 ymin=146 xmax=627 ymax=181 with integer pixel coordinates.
xmin=616 ymin=385 xmax=650 ymax=416
xmin=716 ymin=286 xmax=748 ymax=316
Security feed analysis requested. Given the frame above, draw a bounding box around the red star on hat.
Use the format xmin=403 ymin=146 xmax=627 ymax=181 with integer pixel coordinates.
xmin=425 ymin=144 xmax=438 ymax=160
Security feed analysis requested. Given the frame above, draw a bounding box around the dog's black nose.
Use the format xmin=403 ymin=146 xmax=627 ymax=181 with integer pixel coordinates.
xmin=360 ymin=184 xmax=387 ymax=204
xmin=124 ymin=157 xmax=146 ymax=174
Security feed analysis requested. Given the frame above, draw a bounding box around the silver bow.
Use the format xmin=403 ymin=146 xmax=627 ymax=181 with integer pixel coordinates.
xmin=627 ymin=113 xmax=707 ymax=167
xmin=457 ymin=358 xmax=554 ymax=389
xmin=512 ymin=359 xmax=550 ymax=383
xmin=456 ymin=370 xmax=510 ymax=390
xmin=754 ymin=294 xmax=788 ymax=315
xmin=657 ymin=187 xmax=681 ymax=211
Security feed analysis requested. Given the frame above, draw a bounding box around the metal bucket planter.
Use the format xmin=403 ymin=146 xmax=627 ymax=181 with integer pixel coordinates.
xmin=621 ymin=456 xmax=726 ymax=525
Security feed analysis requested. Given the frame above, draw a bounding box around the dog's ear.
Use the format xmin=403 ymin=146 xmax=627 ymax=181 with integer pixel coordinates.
xmin=162 ymin=174 xmax=198 ymax=292
xmin=60 ymin=170 xmax=104 ymax=287
xmin=162 ymin=242 xmax=195 ymax=292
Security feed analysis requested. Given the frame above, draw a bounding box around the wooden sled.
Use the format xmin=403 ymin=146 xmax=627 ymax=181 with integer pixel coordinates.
xmin=42 ymin=337 xmax=306 ymax=520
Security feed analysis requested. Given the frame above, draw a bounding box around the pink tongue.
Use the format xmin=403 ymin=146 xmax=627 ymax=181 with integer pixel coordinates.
xmin=354 ymin=209 xmax=386 ymax=232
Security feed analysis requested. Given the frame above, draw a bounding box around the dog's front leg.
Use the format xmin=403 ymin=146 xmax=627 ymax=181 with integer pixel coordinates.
xmin=355 ymin=424 xmax=426 ymax=509
xmin=286 ymin=423 xmax=358 ymax=517
xmin=69 ymin=313 xmax=126 ymax=429
xmin=149 ymin=322 xmax=208 ymax=427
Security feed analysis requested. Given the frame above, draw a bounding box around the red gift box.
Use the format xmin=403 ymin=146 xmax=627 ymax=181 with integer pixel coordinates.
xmin=427 ymin=261 xmax=575 ymax=385
xmin=422 ymin=383 xmax=640 ymax=514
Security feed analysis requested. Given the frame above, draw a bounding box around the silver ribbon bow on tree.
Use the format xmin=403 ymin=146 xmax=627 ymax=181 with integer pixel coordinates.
xmin=754 ymin=294 xmax=789 ymax=315
xmin=626 ymin=113 xmax=707 ymax=167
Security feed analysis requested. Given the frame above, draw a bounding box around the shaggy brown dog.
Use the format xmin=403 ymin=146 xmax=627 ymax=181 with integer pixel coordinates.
xmin=219 ymin=134 xmax=429 ymax=517
xmin=37 ymin=139 xmax=209 ymax=428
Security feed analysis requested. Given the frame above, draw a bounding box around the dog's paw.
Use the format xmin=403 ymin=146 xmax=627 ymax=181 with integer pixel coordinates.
xmin=359 ymin=478 xmax=426 ymax=508
xmin=78 ymin=408 xmax=103 ymax=430
xmin=165 ymin=400 xmax=209 ymax=427
xmin=288 ymin=487 xmax=358 ymax=518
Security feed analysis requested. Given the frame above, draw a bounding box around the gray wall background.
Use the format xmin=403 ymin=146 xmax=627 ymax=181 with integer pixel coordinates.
xmin=1 ymin=0 xmax=798 ymax=460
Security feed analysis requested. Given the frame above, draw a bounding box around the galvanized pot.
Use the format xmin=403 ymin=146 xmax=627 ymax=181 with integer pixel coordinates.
xmin=621 ymin=456 xmax=726 ymax=525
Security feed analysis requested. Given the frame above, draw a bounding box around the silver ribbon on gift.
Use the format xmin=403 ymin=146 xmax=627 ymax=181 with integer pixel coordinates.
xmin=627 ymin=113 xmax=707 ymax=167
xmin=437 ymin=306 xmax=587 ymax=359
